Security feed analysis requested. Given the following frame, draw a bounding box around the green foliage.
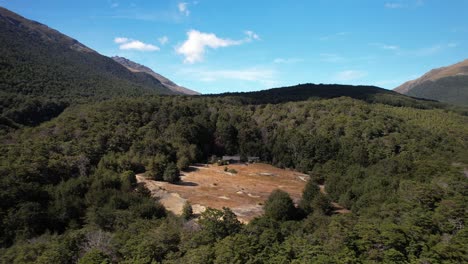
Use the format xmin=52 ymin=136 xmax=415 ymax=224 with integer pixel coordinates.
xmin=299 ymin=179 xmax=321 ymax=214
xmin=198 ymin=207 xmax=242 ymax=241
xmin=78 ymin=249 xmax=110 ymax=264
xmin=163 ymin=162 xmax=180 ymax=183
xmin=0 ymin=83 xmax=467 ymax=263
xmin=147 ymin=154 xmax=168 ymax=181
xmin=182 ymin=201 xmax=193 ymax=220
xmin=264 ymin=189 xmax=297 ymax=221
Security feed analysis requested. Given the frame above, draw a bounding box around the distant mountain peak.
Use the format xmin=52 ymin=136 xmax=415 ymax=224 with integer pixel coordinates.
xmin=112 ymin=56 xmax=200 ymax=95
xmin=394 ymin=59 xmax=468 ymax=105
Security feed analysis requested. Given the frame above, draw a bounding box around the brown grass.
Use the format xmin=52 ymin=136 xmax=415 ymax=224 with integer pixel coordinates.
xmin=137 ymin=163 xmax=308 ymax=222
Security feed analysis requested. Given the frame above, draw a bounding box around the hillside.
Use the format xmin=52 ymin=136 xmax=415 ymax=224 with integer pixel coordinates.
xmin=213 ymin=83 xmax=449 ymax=109
xmin=0 ymin=7 xmax=174 ymax=100
xmin=112 ymin=56 xmax=200 ymax=95
xmin=394 ymin=59 xmax=468 ymax=105
xmin=0 ymin=93 xmax=467 ymax=263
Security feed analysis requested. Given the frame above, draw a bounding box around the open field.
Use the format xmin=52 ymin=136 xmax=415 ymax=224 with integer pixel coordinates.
xmin=137 ymin=163 xmax=309 ymax=222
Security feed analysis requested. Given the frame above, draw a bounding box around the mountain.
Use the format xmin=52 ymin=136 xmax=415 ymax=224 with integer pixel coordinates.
xmin=0 ymin=7 xmax=174 ymax=101
xmin=112 ymin=56 xmax=200 ymax=95
xmin=394 ymin=59 xmax=468 ymax=105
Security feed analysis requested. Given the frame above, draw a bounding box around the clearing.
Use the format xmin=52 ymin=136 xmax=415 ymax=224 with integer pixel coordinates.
xmin=137 ymin=163 xmax=309 ymax=222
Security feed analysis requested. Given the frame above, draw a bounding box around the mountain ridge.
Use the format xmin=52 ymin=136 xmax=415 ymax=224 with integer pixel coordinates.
xmin=394 ymin=59 xmax=468 ymax=105
xmin=0 ymin=6 xmax=175 ymax=101
xmin=112 ymin=56 xmax=200 ymax=95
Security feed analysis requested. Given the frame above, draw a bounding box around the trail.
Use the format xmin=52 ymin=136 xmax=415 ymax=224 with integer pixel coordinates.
xmin=318 ymin=184 xmax=351 ymax=214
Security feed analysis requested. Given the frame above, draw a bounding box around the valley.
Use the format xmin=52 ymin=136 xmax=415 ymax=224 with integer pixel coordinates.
xmin=0 ymin=3 xmax=467 ymax=264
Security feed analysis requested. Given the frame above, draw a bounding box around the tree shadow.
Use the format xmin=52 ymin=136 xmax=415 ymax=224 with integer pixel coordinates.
xmin=177 ymin=181 xmax=198 ymax=187
xmin=184 ymin=166 xmax=201 ymax=173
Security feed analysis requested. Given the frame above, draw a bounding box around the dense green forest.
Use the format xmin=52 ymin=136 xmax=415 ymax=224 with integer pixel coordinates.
xmin=0 ymin=88 xmax=467 ymax=263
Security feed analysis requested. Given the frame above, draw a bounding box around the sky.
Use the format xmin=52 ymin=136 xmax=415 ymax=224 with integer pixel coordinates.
xmin=1 ymin=0 xmax=467 ymax=94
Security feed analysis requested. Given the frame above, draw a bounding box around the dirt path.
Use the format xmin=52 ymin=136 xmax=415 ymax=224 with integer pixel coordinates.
xmin=318 ymin=184 xmax=351 ymax=214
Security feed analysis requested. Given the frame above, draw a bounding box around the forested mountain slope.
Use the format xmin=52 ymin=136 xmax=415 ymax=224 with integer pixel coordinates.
xmin=394 ymin=59 xmax=468 ymax=106
xmin=0 ymin=7 xmax=173 ymax=99
xmin=0 ymin=7 xmax=175 ymax=130
xmin=0 ymin=93 xmax=466 ymax=263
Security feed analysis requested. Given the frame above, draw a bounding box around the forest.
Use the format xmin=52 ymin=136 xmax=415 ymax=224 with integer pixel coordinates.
xmin=0 ymin=87 xmax=467 ymax=263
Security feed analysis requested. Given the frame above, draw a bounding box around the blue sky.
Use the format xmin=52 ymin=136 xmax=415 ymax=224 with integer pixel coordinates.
xmin=1 ymin=0 xmax=467 ymax=94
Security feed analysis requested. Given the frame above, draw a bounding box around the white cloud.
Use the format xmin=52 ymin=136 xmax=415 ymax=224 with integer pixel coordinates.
xmin=384 ymin=43 xmax=457 ymax=57
xmin=109 ymin=0 xmax=119 ymax=8
xmin=370 ymin=43 xmax=400 ymax=51
xmin=178 ymin=2 xmax=190 ymax=16
xmin=245 ymin=30 xmax=260 ymax=41
xmin=413 ymin=45 xmax=442 ymax=56
xmin=114 ymin=37 xmax=159 ymax=51
xmin=320 ymin=53 xmax=345 ymax=63
xmin=334 ymin=70 xmax=368 ymax=81
xmin=385 ymin=1 xmax=424 ymax=9
xmin=114 ymin=37 xmax=129 ymax=44
xmin=319 ymin=32 xmax=349 ymax=41
xmin=158 ymin=36 xmax=169 ymax=45
xmin=382 ymin=44 xmax=399 ymax=50
xmin=176 ymin=30 xmax=259 ymax=63
xmin=120 ymin=41 xmax=159 ymax=51
xmin=385 ymin=3 xmax=404 ymax=9
xmin=273 ymin=58 xmax=303 ymax=64
xmin=180 ymin=67 xmax=276 ymax=85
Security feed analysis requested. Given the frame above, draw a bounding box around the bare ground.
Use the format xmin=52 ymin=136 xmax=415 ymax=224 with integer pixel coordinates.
xmin=137 ymin=163 xmax=308 ymax=222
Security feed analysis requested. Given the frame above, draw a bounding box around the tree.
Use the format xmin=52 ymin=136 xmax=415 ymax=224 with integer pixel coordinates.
xmin=182 ymin=201 xmax=193 ymax=220
xmin=264 ymin=189 xmax=297 ymax=221
xmin=312 ymin=193 xmax=334 ymax=216
xmin=78 ymin=249 xmax=110 ymax=264
xmin=299 ymin=179 xmax=321 ymax=214
xmin=163 ymin=163 xmax=180 ymax=183
xmin=198 ymin=207 xmax=241 ymax=240
xmin=120 ymin=170 xmax=137 ymax=191
xmin=147 ymin=154 xmax=168 ymax=181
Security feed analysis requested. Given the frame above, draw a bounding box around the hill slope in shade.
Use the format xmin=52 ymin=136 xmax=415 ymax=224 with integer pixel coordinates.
xmin=0 ymin=7 xmax=174 ymax=101
xmin=211 ymin=83 xmax=444 ymax=109
xmin=112 ymin=56 xmax=200 ymax=95
xmin=394 ymin=59 xmax=468 ymax=105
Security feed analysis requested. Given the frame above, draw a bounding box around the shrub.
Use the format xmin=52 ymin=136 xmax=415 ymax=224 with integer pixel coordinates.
xmin=163 ymin=163 xmax=180 ymax=183
xmin=264 ymin=189 xmax=297 ymax=221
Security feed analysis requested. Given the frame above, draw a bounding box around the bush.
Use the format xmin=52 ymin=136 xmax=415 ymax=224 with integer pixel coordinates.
xmin=182 ymin=201 xmax=193 ymax=220
xmin=264 ymin=189 xmax=297 ymax=221
xmin=299 ymin=179 xmax=320 ymax=214
xmin=78 ymin=249 xmax=110 ymax=264
xmin=120 ymin=170 xmax=137 ymax=191
xmin=163 ymin=163 xmax=180 ymax=183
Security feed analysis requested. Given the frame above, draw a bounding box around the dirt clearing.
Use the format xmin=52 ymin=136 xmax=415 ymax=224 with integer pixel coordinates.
xmin=137 ymin=163 xmax=309 ymax=222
